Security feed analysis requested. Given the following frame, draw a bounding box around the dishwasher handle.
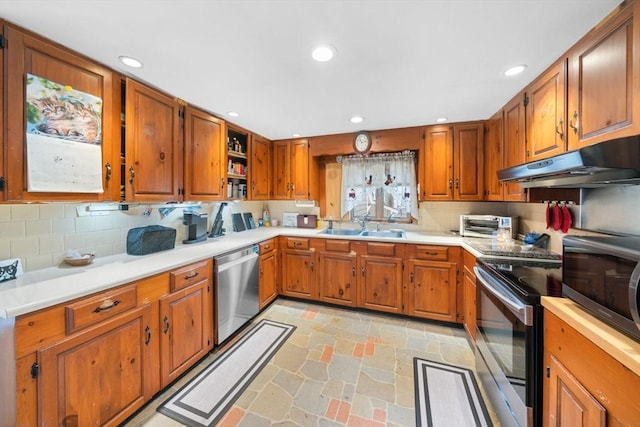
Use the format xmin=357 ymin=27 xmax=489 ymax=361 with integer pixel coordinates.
xmin=216 ymin=251 xmax=259 ymax=273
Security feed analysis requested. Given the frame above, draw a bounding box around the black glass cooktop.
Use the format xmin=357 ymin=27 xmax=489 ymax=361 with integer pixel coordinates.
xmin=478 ymin=257 xmax=563 ymax=303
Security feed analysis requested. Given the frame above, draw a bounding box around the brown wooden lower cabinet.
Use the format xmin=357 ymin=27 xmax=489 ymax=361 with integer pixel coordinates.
xmin=358 ymin=242 xmax=404 ymax=314
xmin=280 ymin=238 xmax=316 ymax=299
xmin=259 ymin=238 xmax=279 ymax=309
xmin=317 ymin=239 xmax=358 ymax=307
xmin=13 ymin=260 xmax=214 ymax=426
xmin=404 ymin=258 xmax=458 ymax=322
xmin=38 ymin=304 xmax=154 ymax=427
xmin=462 ymin=249 xmax=477 ymax=342
xmin=544 ymin=309 xmax=640 ymax=426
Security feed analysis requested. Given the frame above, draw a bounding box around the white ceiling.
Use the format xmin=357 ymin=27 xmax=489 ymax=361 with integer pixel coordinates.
xmin=0 ymin=0 xmax=622 ymax=140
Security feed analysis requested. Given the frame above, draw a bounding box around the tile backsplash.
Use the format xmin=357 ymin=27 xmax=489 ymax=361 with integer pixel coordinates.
xmin=0 ymin=199 xmax=605 ymax=273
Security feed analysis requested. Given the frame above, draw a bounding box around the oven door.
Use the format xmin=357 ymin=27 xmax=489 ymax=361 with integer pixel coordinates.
xmin=474 ymin=265 xmax=537 ymax=427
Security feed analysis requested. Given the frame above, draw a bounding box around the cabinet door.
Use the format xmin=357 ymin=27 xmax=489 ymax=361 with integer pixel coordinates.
xmin=251 ymin=134 xmax=272 ymax=199
xmin=4 ymin=24 xmax=120 ymax=202
xmin=463 ymin=267 xmax=477 ymax=342
xmin=281 ymin=249 xmax=315 ymax=298
xmin=453 ymin=123 xmax=484 ymax=200
xmin=547 ymin=354 xmax=606 ymax=427
xmin=272 ymin=140 xmax=291 ymax=199
xmin=526 ymin=59 xmax=567 ymax=161
xmin=484 ymin=112 xmax=504 ymax=201
xmin=405 ymin=260 xmax=457 ymax=322
xmin=259 ymin=250 xmax=278 ymax=309
xmin=318 ymin=251 xmax=357 ymax=307
xmin=567 ymin=3 xmax=637 ymax=149
xmin=125 ymin=78 xmax=182 ymax=202
xmin=183 ymin=106 xmax=226 ymax=200
xmin=291 ymin=139 xmax=310 ymax=199
xmin=503 ymin=93 xmax=528 ymax=201
xmin=422 ymin=125 xmax=453 ymax=200
xmin=359 ymin=255 xmax=403 ymax=314
xmin=38 ymin=305 xmax=153 ymax=427
xmin=159 ymin=281 xmax=209 ymax=387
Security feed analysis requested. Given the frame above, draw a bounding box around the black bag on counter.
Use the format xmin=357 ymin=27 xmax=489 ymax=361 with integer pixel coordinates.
xmin=126 ymin=225 xmax=176 ymax=255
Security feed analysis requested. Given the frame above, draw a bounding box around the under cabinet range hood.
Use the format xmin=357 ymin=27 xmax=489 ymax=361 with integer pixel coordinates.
xmin=498 ymin=135 xmax=640 ymax=188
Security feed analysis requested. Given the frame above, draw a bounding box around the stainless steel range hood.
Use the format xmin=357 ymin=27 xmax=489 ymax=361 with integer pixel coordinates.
xmin=497 ymin=135 xmax=640 ymax=188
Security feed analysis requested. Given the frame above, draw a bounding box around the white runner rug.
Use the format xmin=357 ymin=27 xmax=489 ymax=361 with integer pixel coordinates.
xmin=158 ymin=319 xmax=295 ymax=426
xmin=414 ymin=358 xmax=493 ymax=427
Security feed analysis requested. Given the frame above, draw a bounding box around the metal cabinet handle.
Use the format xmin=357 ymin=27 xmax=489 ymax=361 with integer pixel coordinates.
xmin=410 ymin=272 xmax=414 ymax=283
xmin=361 ymin=267 xmax=365 ymax=277
xmin=352 ymin=267 xmax=356 ymax=277
xmin=163 ymin=316 xmax=170 ymax=334
xmin=93 ymin=299 xmax=120 ymax=313
xmin=569 ymin=111 xmax=579 ymax=134
xmin=448 ymin=179 xmax=453 ymax=189
xmin=339 ymin=288 xmax=344 ymax=296
xmin=455 ymin=178 xmax=459 ymax=189
xmin=310 ymin=262 xmax=314 ymax=272
xmin=144 ymin=326 xmax=151 ymax=345
xmin=159 ymin=151 xmax=165 ymax=161
xmin=128 ymin=166 xmax=135 ymax=184
xmin=555 ymin=119 xmax=564 ymax=139
xmin=184 ymin=271 xmax=199 ymax=280
xmin=104 ymin=162 xmax=112 ymax=181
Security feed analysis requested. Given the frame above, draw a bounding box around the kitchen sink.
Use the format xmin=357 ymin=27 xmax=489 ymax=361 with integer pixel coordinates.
xmin=359 ymin=230 xmax=406 ymax=238
xmin=319 ymin=228 xmax=363 ymax=236
xmin=319 ymin=229 xmax=406 ymax=238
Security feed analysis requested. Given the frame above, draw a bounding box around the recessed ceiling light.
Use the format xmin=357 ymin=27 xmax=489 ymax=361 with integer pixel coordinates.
xmin=312 ymin=44 xmax=337 ymax=62
xmin=504 ymin=64 xmax=527 ymax=77
xmin=119 ymin=55 xmax=143 ymax=68
xmin=292 ymin=133 xmax=301 ymax=137
xmin=350 ymin=115 xmax=364 ymax=124
xmin=228 ymin=111 xmax=239 ymax=117
xmin=436 ymin=117 xmax=448 ymax=123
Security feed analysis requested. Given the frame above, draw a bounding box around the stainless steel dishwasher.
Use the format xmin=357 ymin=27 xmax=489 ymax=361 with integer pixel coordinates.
xmin=214 ymin=245 xmax=260 ymax=344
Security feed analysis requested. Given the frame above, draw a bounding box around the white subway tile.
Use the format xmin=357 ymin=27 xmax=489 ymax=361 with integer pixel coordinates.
xmin=0 ymin=206 xmax=11 ymax=221
xmin=26 ymin=220 xmax=52 ymax=237
xmin=75 ymin=216 xmax=97 ymax=233
xmin=11 ymin=205 xmax=39 ymax=221
xmin=64 ymin=234 xmax=86 ymax=251
xmin=1 ymin=222 xmax=26 ymax=239
xmin=25 ymin=254 xmax=54 ymax=271
xmin=39 ymin=235 xmax=65 ymax=254
xmin=51 ymin=218 xmax=75 ymax=235
xmin=39 ymin=204 xmax=65 ymax=220
xmin=10 ymin=237 xmax=39 ymax=257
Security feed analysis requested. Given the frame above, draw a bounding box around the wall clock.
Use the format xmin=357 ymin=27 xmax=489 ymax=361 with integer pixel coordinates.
xmin=353 ymin=132 xmax=371 ymax=154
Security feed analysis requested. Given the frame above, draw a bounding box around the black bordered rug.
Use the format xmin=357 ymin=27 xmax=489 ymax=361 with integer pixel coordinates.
xmin=414 ymin=358 xmax=493 ymax=427
xmin=158 ymin=319 xmax=296 ymax=426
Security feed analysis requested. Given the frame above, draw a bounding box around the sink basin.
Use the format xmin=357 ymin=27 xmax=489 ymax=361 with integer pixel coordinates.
xmin=319 ymin=229 xmax=362 ymax=236
xmin=359 ymin=230 xmax=406 ymax=238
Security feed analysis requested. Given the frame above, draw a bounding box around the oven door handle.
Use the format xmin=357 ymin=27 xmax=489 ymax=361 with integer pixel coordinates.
xmin=474 ymin=266 xmax=533 ymax=326
xmin=630 ymin=261 xmax=640 ymax=330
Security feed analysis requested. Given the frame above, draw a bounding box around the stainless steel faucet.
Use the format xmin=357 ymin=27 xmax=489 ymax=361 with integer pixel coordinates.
xmin=353 ymin=214 xmax=370 ymax=231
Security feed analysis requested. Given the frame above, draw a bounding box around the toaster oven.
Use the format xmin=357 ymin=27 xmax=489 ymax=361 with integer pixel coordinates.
xmin=460 ymin=215 xmax=518 ymax=239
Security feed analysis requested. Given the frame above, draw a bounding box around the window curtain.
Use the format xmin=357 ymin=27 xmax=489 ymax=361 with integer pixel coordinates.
xmin=340 ymin=150 xmax=418 ymax=220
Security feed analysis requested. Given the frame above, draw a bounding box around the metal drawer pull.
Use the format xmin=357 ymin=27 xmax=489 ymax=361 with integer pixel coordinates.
xmin=163 ymin=316 xmax=170 ymax=334
xmin=128 ymin=166 xmax=135 ymax=184
xmin=184 ymin=271 xmax=199 ymax=280
xmin=423 ymin=251 xmax=438 ymax=256
xmin=144 ymin=326 xmax=151 ymax=345
xmin=93 ymin=299 xmax=121 ymax=313
xmin=104 ymin=162 xmax=112 ymax=181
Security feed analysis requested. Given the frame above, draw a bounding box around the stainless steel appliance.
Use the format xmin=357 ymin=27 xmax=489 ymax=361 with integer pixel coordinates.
xmin=214 ymin=245 xmax=259 ymax=344
xmin=475 ymin=258 xmax=562 ymax=426
xmin=460 ymin=215 xmax=518 ymax=239
xmin=562 ymin=235 xmax=640 ymax=341
xmin=497 ymin=134 xmax=640 ymax=188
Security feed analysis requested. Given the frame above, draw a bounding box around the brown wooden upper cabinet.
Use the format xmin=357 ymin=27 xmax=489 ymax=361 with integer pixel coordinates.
xmin=124 ymin=78 xmax=183 ymax=202
xmin=273 ymin=138 xmax=310 ymax=199
xmin=502 ymin=92 xmax=528 ymax=201
xmin=183 ymin=106 xmax=226 ymax=201
xmin=3 ymin=24 xmax=120 ymax=202
xmin=421 ymin=122 xmax=484 ymax=201
xmin=483 ymin=111 xmax=504 ymax=201
xmin=567 ymin=0 xmax=639 ymax=150
xmin=250 ymin=134 xmax=272 ymax=200
xmin=526 ymin=58 xmax=567 ymax=161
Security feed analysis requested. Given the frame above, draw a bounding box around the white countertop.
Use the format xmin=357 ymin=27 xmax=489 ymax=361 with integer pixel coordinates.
xmin=0 ymin=226 xmax=553 ymax=319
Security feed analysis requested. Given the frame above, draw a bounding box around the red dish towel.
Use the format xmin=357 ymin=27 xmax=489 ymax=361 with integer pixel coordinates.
xmin=561 ymin=205 xmax=573 ymax=233
xmin=552 ymin=203 xmax=562 ymax=231
xmin=546 ymin=202 xmax=552 ymax=229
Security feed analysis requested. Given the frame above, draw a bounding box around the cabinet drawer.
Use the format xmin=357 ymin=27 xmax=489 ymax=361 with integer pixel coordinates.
xmin=259 ymin=238 xmax=277 ymax=254
xmin=171 ymin=260 xmax=210 ymax=292
xmin=65 ymin=284 xmax=137 ymax=335
xmin=366 ymin=242 xmax=397 ymax=257
xmin=287 ymin=238 xmax=310 ymax=250
xmin=414 ymin=245 xmax=449 ymax=261
xmin=325 ymin=240 xmax=351 ymax=253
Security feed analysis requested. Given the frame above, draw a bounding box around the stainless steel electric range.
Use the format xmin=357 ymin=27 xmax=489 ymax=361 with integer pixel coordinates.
xmin=474 ymin=258 xmax=562 ymax=427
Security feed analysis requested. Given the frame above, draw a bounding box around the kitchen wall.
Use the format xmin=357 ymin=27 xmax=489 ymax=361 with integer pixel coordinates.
xmin=0 ymin=195 xmax=625 ymax=273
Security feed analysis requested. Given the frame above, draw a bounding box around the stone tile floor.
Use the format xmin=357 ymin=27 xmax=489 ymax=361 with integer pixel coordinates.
xmin=125 ymin=299 xmax=499 ymax=426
